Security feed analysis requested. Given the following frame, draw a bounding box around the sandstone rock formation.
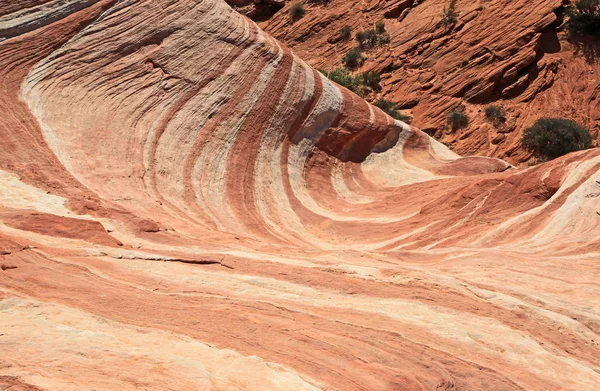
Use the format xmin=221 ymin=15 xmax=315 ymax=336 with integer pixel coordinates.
xmin=257 ymin=0 xmax=600 ymax=164
xmin=0 ymin=0 xmax=599 ymax=390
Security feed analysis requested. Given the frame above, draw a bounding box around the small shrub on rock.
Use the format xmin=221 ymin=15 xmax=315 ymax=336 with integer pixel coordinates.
xmin=447 ymin=108 xmax=469 ymax=131
xmin=522 ymin=118 xmax=593 ymax=161
xmin=360 ymin=71 xmax=381 ymax=91
xmin=324 ymin=68 xmax=356 ymax=91
xmin=356 ymin=29 xmax=378 ymax=48
xmin=355 ymin=27 xmax=390 ymax=49
xmin=342 ymin=46 xmax=365 ymax=68
xmin=440 ymin=0 xmax=458 ymax=26
xmin=289 ymin=2 xmax=305 ymax=21
xmin=484 ymin=105 xmax=506 ymax=127
xmin=323 ymin=68 xmax=382 ymax=96
xmin=566 ymin=0 xmax=600 ymax=37
xmin=339 ymin=25 xmax=352 ymax=40
xmin=378 ymin=33 xmax=391 ymax=45
xmin=375 ymin=99 xmax=412 ymax=123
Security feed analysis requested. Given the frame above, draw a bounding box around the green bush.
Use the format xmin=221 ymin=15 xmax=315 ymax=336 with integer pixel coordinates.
xmin=289 ymin=2 xmax=305 ymax=21
xmin=522 ymin=118 xmax=593 ymax=161
xmin=356 ymin=29 xmax=378 ymax=48
xmin=324 ymin=68 xmax=356 ymax=91
xmin=342 ymin=46 xmax=365 ymax=68
xmin=355 ymin=27 xmax=391 ymax=49
xmin=360 ymin=71 xmax=381 ymax=91
xmin=375 ymin=99 xmax=412 ymax=123
xmin=339 ymin=25 xmax=352 ymax=40
xmin=440 ymin=0 xmax=458 ymax=26
xmin=378 ymin=33 xmax=391 ymax=45
xmin=567 ymin=0 xmax=600 ymax=37
xmin=447 ymin=108 xmax=469 ymax=131
xmin=484 ymin=105 xmax=506 ymax=127
xmin=323 ymin=68 xmax=382 ymax=97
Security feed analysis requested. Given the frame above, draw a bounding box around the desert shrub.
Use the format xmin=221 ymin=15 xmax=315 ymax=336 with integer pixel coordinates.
xmin=289 ymin=2 xmax=305 ymax=21
xmin=356 ymin=25 xmax=392 ymax=49
xmin=484 ymin=105 xmax=506 ymax=127
xmin=398 ymin=113 xmax=413 ymax=124
xmin=342 ymin=46 xmax=365 ymax=68
xmin=375 ymin=99 xmax=397 ymax=115
xmin=375 ymin=99 xmax=412 ymax=123
xmin=356 ymin=29 xmax=379 ymax=48
xmin=378 ymin=33 xmax=391 ymax=44
xmin=567 ymin=0 xmax=600 ymax=37
xmin=521 ymin=118 xmax=593 ymax=161
xmin=360 ymin=71 xmax=381 ymax=90
xmin=447 ymin=108 xmax=469 ymax=131
xmin=324 ymin=68 xmax=356 ymax=91
xmin=440 ymin=0 xmax=458 ymax=26
xmin=323 ymin=68 xmax=382 ymax=96
xmin=355 ymin=30 xmax=368 ymax=44
xmin=339 ymin=25 xmax=352 ymax=40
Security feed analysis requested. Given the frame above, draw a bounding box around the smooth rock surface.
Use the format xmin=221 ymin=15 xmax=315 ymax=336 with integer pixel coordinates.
xmin=0 ymin=1 xmax=599 ymax=390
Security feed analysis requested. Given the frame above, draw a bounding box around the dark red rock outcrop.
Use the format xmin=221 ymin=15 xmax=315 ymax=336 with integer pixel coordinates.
xmin=257 ymin=0 xmax=600 ymax=164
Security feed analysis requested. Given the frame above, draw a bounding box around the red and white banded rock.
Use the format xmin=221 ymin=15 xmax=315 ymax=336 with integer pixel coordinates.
xmin=0 ymin=1 xmax=599 ymax=390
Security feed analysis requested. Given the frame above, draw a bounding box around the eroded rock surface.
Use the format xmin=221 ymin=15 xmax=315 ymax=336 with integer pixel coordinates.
xmin=258 ymin=0 xmax=600 ymax=164
xmin=0 ymin=1 xmax=599 ymax=390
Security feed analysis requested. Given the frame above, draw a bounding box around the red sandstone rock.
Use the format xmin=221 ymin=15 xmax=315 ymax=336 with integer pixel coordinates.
xmin=0 ymin=1 xmax=598 ymax=390
xmin=257 ymin=0 xmax=600 ymax=164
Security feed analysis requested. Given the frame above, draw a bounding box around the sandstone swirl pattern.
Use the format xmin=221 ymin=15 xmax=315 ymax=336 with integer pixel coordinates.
xmin=0 ymin=1 xmax=599 ymax=390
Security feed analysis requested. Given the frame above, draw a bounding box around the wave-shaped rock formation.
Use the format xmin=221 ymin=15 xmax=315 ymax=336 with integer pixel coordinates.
xmin=1 ymin=1 xmax=599 ymax=390
xmin=256 ymin=0 xmax=600 ymax=164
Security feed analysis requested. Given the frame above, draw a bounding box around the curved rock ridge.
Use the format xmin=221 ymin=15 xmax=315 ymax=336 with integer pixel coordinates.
xmin=0 ymin=1 xmax=599 ymax=390
xmin=257 ymin=0 xmax=600 ymax=164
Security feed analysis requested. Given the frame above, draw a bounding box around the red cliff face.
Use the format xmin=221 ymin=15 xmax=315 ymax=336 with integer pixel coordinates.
xmin=255 ymin=0 xmax=600 ymax=165
xmin=0 ymin=1 xmax=599 ymax=390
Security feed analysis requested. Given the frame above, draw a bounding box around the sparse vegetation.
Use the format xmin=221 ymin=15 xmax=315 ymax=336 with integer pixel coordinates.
xmin=566 ymin=0 xmax=600 ymax=37
xmin=360 ymin=71 xmax=381 ymax=91
xmin=289 ymin=1 xmax=305 ymax=21
xmin=322 ymin=68 xmax=382 ymax=96
xmin=342 ymin=46 xmax=365 ymax=68
xmin=355 ymin=26 xmax=390 ymax=49
xmin=339 ymin=25 xmax=352 ymax=40
xmin=521 ymin=118 xmax=593 ymax=161
xmin=375 ymin=99 xmax=412 ymax=123
xmin=378 ymin=32 xmax=391 ymax=45
xmin=484 ymin=105 xmax=507 ymax=127
xmin=440 ymin=0 xmax=458 ymax=26
xmin=356 ymin=29 xmax=378 ymax=48
xmin=323 ymin=68 xmax=356 ymax=91
xmin=447 ymin=107 xmax=469 ymax=131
